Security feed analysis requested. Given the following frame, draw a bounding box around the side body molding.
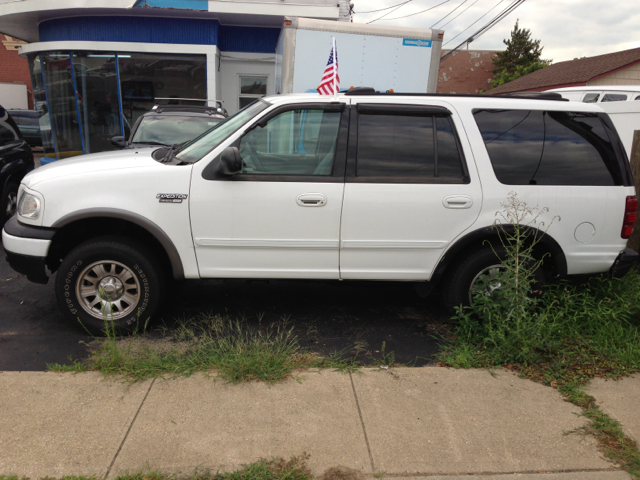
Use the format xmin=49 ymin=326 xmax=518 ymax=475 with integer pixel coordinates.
xmin=51 ymin=208 xmax=185 ymax=279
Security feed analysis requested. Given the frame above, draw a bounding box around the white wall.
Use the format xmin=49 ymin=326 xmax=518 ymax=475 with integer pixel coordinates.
xmin=0 ymin=82 xmax=28 ymax=109
xmin=219 ymin=52 xmax=275 ymax=115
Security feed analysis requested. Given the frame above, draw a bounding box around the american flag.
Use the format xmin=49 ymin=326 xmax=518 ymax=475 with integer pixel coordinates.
xmin=318 ymin=37 xmax=339 ymax=95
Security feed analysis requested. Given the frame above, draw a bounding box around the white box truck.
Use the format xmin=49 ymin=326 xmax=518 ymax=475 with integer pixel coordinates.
xmin=0 ymin=82 xmax=28 ymax=110
xmin=275 ymin=17 xmax=444 ymax=95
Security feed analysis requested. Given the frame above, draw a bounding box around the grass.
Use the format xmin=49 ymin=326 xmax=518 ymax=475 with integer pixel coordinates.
xmin=48 ymin=313 xmax=364 ymax=383
xmin=0 ymin=455 xmax=314 ymax=480
xmin=435 ymin=194 xmax=640 ymax=478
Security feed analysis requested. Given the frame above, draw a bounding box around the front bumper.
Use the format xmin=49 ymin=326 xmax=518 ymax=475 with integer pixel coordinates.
xmin=611 ymin=247 xmax=640 ymax=278
xmin=2 ymin=216 xmax=55 ymax=284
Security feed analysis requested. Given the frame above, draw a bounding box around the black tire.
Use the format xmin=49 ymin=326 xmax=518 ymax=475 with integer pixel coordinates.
xmin=55 ymin=236 xmax=165 ymax=336
xmin=0 ymin=182 xmax=19 ymax=229
xmin=442 ymin=245 xmax=507 ymax=312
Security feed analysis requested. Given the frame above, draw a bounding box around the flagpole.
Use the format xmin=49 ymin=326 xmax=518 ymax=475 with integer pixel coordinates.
xmin=332 ymin=37 xmax=337 ymax=97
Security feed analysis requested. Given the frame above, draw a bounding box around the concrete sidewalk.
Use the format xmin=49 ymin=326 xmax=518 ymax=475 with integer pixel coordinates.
xmin=0 ymin=368 xmax=634 ymax=479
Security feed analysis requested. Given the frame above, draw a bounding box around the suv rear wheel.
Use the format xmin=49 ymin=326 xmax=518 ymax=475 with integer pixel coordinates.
xmin=443 ymin=245 xmax=507 ymax=311
xmin=54 ymin=236 xmax=165 ymax=336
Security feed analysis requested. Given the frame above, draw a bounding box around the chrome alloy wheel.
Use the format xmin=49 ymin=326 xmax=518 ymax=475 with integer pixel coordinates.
xmin=468 ymin=263 xmax=504 ymax=304
xmin=5 ymin=191 xmax=17 ymax=218
xmin=76 ymin=260 xmax=141 ymax=320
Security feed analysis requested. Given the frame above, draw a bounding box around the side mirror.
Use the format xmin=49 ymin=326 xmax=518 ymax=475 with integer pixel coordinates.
xmin=220 ymin=146 xmax=242 ymax=175
xmin=111 ymin=136 xmax=126 ymax=148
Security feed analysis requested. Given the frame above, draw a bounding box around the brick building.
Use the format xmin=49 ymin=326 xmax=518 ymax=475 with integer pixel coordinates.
xmin=0 ymin=35 xmax=33 ymax=108
xmin=488 ymin=47 xmax=640 ymax=94
xmin=437 ymin=49 xmax=499 ymax=94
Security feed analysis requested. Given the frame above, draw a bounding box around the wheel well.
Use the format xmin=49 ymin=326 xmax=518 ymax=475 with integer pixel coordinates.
xmin=46 ymin=218 xmax=173 ymax=277
xmin=433 ymin=226 xmax=567 ymax=285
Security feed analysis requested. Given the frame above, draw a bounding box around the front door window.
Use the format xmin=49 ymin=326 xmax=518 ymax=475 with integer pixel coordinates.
xmin=239 ymin=108 xmax=341 ymax=176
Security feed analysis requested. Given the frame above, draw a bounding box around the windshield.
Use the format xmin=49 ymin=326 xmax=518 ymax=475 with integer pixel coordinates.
xmin=176 ymin=100 xmax=270 ymax=163
xmin=131 ymin=115 xmax=223 ymax=146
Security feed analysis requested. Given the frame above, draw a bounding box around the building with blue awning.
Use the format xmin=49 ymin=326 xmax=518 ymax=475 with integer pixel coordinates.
xmin=0 ymin=0 xmax=351 ymax=161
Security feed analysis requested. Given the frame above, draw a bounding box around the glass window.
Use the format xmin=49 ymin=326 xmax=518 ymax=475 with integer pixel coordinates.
xmin=356 ymin=112 xmax=466 ymax=182
xmin=239 ymin=76 xmax=267 ymax=110
xmin=131 ymin=115 xmax=222 ymax=146
xmin=582 ymin=93 xmax=600 ymax=103
xmin=71 ymin=53 xmax=121 ymax=154
xmin=474 ymin=109 xmax=622 ymax=186
xmin=176 ymin=100 xmax=270 ymax=164
xmin=28 ymin=54 xmax=56 ymax=159
xmin=602 ymin=93 xmax=627 ymax=102
xmin=41 ymin=52 xmax=83 ymax=158
xmin=238 ymin=108 xmax=340 ymax=175
xmin=118 ymin=53 xmax=206 ymax=128
xmin=635 ymin=95 xmax=640 ymax=101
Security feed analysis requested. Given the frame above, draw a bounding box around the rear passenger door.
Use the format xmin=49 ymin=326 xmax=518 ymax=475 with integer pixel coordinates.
xmin=339 ymin=102 xmax=482 ymax=280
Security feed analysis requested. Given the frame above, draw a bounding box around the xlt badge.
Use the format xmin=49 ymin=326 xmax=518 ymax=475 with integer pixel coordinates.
xmin=157 ymin=193 xmax=188 ymax=204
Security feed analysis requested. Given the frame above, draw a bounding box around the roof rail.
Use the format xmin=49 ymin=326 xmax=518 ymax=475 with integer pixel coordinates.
xmin=343 ymin=90 xmax=568 ymax=101
xmin=153 ymin=104 xmax=226 ymax=116
xmin=498 ymin=91 xmax=567 ymax=101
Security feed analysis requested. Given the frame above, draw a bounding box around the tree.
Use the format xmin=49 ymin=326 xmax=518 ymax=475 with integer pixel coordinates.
xmin=490 ymin=20 xmax=551 ymax=89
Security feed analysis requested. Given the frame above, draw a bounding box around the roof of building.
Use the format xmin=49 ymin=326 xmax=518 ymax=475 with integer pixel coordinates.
xmin=488 ymin=47 xmax=640 ymax=94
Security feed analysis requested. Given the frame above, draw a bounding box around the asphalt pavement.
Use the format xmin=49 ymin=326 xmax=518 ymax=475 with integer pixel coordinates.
xmin=0 ymin=242 xmax=447 ymax=371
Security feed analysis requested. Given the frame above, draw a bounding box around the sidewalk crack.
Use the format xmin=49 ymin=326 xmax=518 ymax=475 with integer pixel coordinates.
xmin=350 ymin=372 xmax=375 ymax=472
xmin=105 ymin=377 xmax=156 ymax=478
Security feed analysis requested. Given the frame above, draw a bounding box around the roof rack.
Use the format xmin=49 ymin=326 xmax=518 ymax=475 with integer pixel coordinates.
xmin=344 ymin=89 xmax=567 ymax=101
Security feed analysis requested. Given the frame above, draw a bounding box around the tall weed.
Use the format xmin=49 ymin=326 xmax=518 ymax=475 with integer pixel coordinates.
xmin=439 ymin=193 xmax=640 ymax=372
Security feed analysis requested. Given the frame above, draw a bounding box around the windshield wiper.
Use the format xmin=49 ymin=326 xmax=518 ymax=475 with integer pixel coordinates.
xmin=162 ymin=143 xmax=181 ymax=163
xmin=131 ymin=141 xmax=168 ymax=146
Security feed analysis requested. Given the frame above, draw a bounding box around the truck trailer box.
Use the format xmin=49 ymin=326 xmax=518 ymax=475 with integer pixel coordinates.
xmin=275 ymin=17 xmax=444 ymax=95
xmin=0 ymin=82 xmax=28 ymax=110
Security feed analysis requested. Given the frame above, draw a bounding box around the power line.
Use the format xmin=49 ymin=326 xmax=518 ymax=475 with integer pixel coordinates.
xmin=439 ymin=0 xmax=481 ymax=29
xmin=367 ymin=2 xmax=411 ymax=23
xmin=430 ymin=0 xmax=471 ymax=28
xmin=443 ymin=0 xmax=505 ymax=46
xmin=440 ymin=0 xmax=525 ymax=61
xmin=376 ymin=0 xmax=453 ymax=21
xmin=355 ymin=0 xmax=413 ymax=14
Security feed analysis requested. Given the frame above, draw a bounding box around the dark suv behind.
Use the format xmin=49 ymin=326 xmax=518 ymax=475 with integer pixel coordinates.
xmin=8 ymin=109 xmax=42 ymax=148
xmin=0 ymin=106 xmax=34 ymax=227
xmin=112 ymin=104 xmax=227 ymax=149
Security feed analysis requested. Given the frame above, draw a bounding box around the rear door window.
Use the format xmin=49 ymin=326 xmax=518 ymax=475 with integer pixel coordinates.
xmin=473 ymin=109 xmax=624 ymax=186
xmin=354 ymin=106 xmax=467 ymax=183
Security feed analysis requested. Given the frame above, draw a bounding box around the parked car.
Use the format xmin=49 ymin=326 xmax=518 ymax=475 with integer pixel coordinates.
xmin=112 ymin=104 xmax=226 ymax=149
xmin=0 ymin=106 xmax=34 ymax=228
xmin=8 ymin=109 xmax=42 ymax=148
xmin=546 ymin=86 xmax=640 ymax=103
xmin=545 ymin=85 xmax=640 ymax=159
xmin=2 ymin=90 xmax=636 ymax=335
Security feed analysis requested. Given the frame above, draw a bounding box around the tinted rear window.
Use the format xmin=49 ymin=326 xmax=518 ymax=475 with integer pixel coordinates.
xmin=473 ymin=109 xmax=624 ymax=186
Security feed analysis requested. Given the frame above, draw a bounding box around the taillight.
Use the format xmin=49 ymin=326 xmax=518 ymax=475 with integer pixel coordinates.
xmin=622 ymin=195 xmax=638 ymax=239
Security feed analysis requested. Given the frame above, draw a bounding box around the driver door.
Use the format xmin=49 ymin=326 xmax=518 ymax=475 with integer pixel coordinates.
xmin=189 ymin=103 xmax=348 ymax=279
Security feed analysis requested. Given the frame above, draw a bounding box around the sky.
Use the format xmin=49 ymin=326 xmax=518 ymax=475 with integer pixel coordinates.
xmin=352 ymin=0 xmax=640 ymax=63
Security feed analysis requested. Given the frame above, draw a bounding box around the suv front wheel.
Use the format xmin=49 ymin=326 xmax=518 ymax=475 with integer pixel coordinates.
xmin=54 ymin=236 xmax=165 ymax=336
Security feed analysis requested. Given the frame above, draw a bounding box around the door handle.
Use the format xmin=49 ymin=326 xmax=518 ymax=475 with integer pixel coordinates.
xmin=443 ymin=195 xmax=473 ymax=209
xmin=297 ymin=193 xmax=327 ymax=207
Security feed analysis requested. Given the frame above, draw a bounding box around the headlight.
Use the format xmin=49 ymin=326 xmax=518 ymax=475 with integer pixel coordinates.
xmin=18 ymin=192 xmax=41 ymax=219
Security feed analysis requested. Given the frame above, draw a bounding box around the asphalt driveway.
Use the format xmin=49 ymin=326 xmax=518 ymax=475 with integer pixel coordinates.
xmin=0 ymin=243 xmax=447 ymax=371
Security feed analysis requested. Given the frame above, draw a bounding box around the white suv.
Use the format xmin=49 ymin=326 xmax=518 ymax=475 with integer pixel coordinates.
xmin=2 ymin=89 xmax=637 ymax=334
